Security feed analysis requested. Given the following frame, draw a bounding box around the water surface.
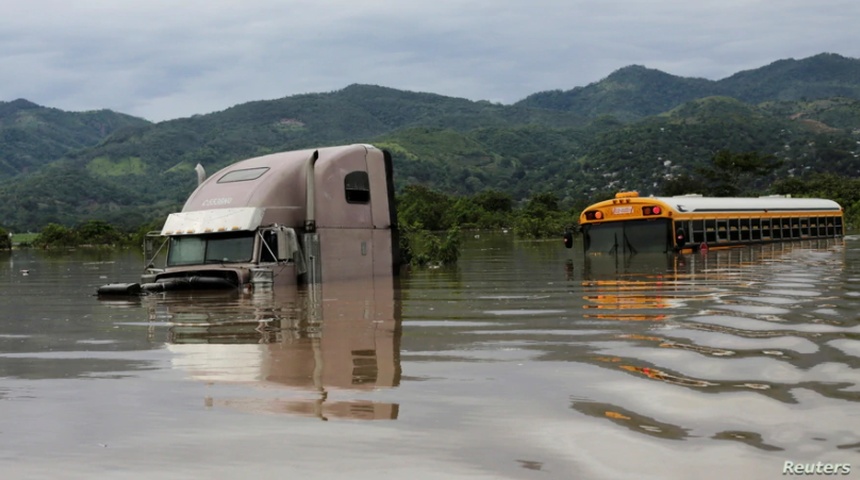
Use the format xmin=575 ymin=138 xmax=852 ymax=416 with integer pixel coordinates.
xmin=1 ymin=235 xmax=859 ymax=479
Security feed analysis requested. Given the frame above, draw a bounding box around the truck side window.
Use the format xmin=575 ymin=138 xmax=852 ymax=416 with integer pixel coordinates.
xmin=345 ymin=171 xmax=370 ymax=204
xmin=261 ymin=231 xmax=278 ymax=262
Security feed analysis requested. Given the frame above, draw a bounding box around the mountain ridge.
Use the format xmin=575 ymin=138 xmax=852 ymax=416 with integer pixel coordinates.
xmin=0 ymin=52 xmax=858 ymax=231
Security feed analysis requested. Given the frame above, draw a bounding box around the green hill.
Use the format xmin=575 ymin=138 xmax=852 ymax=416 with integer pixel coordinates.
xmin=516 ymin=65 xmax=721 ymax=121
xmin=516 ymin=52 xmax=860 ymax=121
xmin=0 ymin=99 xmax=150 ymax=179
xmin=721 ymin=53 xmax=860 ymax=103
xmin=0 ymin=53 xmax=859 ymax=232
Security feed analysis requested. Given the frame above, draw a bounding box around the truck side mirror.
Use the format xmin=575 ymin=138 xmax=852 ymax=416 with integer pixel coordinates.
xmin=276 ymin=227 xmax=301 ymax=263
xmin=276 ymin=229 xmax=289 ymax=261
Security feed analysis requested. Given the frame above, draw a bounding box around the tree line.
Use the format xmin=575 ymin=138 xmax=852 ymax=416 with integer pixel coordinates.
xmin=395 ymin=186 xmax=579 ymax=266
xmin=660 ymin=149 xmax=860 ymax=224
xmin=3 ymin=151 xmax=859 ymax=267
xmin=6 ymin=220 xmax=155 ymax=250
xmin=0 ymin=189 xmax=580 ymax=267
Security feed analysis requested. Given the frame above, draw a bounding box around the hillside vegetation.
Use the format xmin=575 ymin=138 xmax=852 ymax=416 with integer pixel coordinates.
xmin=0 ymin=99 xmax=150 ymax=179
xmin=0 ymin=53 xmax=859 ymax=232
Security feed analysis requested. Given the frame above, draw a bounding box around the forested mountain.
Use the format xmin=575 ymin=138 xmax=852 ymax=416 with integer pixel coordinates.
xmin=0 ymin=99 xmax=150 ymax=179
xmin=517 ymin=52 xmax=860 ymax=121
xmin=516 ymin=65 xmax=721 ymax=121
xmin=0 ymin=53 xmax=859 ymax=232
xmin=722 ymin=53 xmax=860 ymax=103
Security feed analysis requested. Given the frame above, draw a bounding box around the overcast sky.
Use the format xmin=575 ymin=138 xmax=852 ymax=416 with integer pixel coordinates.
xmin=2 ymin=0 xmax=858 ymax=122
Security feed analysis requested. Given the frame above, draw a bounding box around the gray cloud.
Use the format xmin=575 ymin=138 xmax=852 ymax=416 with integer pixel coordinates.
xmin=1 ymin=0 xmax=858 ymax=121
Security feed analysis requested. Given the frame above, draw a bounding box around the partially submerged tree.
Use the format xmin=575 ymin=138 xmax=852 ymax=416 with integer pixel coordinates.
xmin=34 ymin=223 xmax=78 ymax=248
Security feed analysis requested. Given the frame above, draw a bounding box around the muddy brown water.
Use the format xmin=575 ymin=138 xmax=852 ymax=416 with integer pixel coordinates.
xmin=1 ymin=234 xmax=859 ymax=479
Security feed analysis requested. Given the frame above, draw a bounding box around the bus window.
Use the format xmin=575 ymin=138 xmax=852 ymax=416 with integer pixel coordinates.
xmin=674 ymin=220 xmax=691 ymax=247
xmin=691 ymin=219 xmax=705 ymax=244
xmin=717 ymin=220 xmax=728 ymax=242
xmin=705 ymin=219 xmax=717 ymax=243
xmin=583 ymin=219 xmax=671 ymax=254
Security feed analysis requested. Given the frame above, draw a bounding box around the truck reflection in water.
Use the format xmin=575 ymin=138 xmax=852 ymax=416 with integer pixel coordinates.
xmin=143 ymin=276 xmax=401 ymax=420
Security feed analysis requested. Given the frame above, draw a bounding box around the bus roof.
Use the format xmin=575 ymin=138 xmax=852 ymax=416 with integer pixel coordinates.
xmin=650 ymin=194 xmax=842 ymax=213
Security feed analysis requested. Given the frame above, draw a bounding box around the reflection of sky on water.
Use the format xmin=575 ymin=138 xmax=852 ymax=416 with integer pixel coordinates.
xmin=564 ymin=239 xmax=860 ymax=456
xmin=1 ymin=238 xmax=859 ymax=479
xmin=394 ymin=237 xmax=860 ymax=467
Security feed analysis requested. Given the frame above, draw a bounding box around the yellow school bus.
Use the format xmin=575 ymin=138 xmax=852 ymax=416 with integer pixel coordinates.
xmin=570 ymin=191 xmax=844 ymax=254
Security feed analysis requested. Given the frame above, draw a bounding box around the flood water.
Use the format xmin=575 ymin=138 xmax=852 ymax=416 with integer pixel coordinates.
xmin=2 ymin=234 xmax=859 ymax=479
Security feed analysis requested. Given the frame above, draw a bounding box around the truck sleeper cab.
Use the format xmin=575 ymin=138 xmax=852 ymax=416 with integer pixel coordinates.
xmin=139 ymin=144 xmax=399 ymax=292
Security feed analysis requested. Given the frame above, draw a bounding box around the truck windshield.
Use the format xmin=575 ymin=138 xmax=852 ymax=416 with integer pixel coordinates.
xmin=167 ymin=232 xmax=255 ymax=266
xmin=583 ymin=219 xmax=671 ymax=254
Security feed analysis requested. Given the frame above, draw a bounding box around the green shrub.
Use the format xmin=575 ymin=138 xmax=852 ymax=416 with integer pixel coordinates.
xmin=400 ymin=224 xmax=461 ymax=267
xmin=0 ymin=227 xmax=10 ymax=250
xmin=34 ymin=223 xmax=78 ymax=248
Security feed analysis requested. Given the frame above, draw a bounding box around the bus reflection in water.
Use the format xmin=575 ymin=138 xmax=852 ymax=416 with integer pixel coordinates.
xmin=144 ymin=277 xmax=401 ymax=420
xmin=573 ymin=191 xmax=843 ymax=255
xmin=571 ymin=237 xmax=847 ymax=444
xmin=580 ymin=253 xmax=679 ymax=322
xmin=577 ymin=238 xmax=844 ymax=323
